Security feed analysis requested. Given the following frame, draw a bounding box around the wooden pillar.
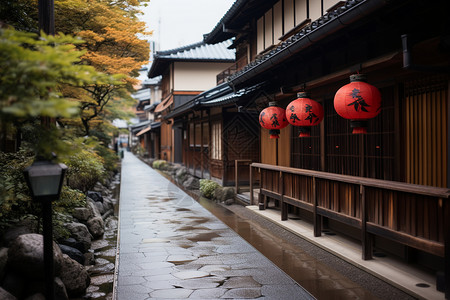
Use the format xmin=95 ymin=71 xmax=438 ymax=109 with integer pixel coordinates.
xmin=249 ymin=164 xmax=254 ymax=205
xmin=258 ymin=168 xmax=265 ymax=210
xmin=235 ymin=160 xmax=239 ymax=194
xmin=361 ymin=184 xmax=373 ymax=260
xmin=444 ymin=197 xmax=450 ymax=299
xmin=313 ymin=177 xmax=322 ymax=237
xmin=281 ymin=171 xmax=288 ymax=221
xmin=201 ymin=114 xmax=204 ymax=178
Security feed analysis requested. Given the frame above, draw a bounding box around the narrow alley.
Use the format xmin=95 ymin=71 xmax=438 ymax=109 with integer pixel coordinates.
xmin=115 ymin=152 xmax=313 ymax=299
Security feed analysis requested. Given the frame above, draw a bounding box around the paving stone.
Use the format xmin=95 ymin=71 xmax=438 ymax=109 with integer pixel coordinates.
xmin=116 ymin=153 xmax=313 ymax=300
xmin=198 ymin=265 xmax=231 ymax=273
xmin=222 ymin=276 xmax=261 ymax=288
xmin=90 ymin=274 xmax=114 ymax=285
xmin=171 ymin=277 xmax=222 ymax=289
xmin=132 ymin=267 xmax=174 ymax=277
xmin=172 ymin=270 xmax=210 ymax=280
xmin=189 ymin=287 xmax=227 ymax=298
xmin=139 ymin=261 xmax=175 ymax=270
xmin=167 ymin=254 xmax=198 ymax=263
xmin=150 ymin=288 xmax=193 ymax=299
xmin=221 ymin=287 xmax=262 ymax=299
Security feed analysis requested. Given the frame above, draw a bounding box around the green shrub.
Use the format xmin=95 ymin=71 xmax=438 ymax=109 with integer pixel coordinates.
xmin=0 ymin=149 xmax=35 ymax=223
xmin=64 ymin=149 xmax=105 ymax=192
xmin=152 ymin=160 xmax=168 ymax=170
xmin=56 ymin=186 xmax=86 ymax=212
xmin=199 ymin=179 xmax=220 ymax=199
xmin=94 ymin=144 xmax=119 ymax=174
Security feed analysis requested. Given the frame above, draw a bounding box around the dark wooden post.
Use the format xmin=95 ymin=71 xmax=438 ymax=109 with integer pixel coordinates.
xmin=361 ymin=184 xmax=372 ymax=260
xmin=249 ymin=164 xmax=254 ymax=205
xmin=235 ymin=160 xmax=239 ymax=194
xmin=313 ymin=177 xmax=321 ymax=237
xmin=444 ymin=198 xmax=450 ymax=299
xmin=281 ymin=171 xmax=288 ymax=220
xmin=258 ymin=168 xmax=265 ymax=210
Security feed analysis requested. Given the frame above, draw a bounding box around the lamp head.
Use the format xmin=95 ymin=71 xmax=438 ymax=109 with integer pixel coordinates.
xmin=24 ymin=160 xmax=67 ymax=201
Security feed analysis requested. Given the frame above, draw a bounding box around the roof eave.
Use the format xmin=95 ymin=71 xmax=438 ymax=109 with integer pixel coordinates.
xmin=228 ymin=0 xmax=388 ymax=87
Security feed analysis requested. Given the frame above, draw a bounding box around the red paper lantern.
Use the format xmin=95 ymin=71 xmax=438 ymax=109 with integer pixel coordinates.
xmin=259 ymin=102 xmax=288 ymax=139
xmin=285 ymin=92 xmax=324 ymax=137
xmin=334 ymin=74 xmax=381 ymax=134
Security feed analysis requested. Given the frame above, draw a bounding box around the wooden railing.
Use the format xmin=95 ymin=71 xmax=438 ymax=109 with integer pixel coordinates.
xmin=250 ymin=163 xmax=450 ymax=262
xmin=216 ymin=56 xmax=248 ymax=84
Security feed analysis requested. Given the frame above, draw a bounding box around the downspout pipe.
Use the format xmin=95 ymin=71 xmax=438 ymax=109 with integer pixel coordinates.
xmin=228 ymin=0 xmax=388 ymax=88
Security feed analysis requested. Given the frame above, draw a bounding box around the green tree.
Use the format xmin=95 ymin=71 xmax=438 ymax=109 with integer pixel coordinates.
xmin=0 ymin=27 xmax=111 ymax=158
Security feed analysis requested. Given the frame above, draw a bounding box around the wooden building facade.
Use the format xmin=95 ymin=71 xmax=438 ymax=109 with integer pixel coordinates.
xmin=147 ymin=41 xmax=235 ymax=163
xmin=200 ymin=0 xmax=450 ymax=296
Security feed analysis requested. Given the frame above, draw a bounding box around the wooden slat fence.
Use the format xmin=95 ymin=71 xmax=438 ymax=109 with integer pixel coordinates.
xmin=251 ymin=162 xmax=450 ymax=261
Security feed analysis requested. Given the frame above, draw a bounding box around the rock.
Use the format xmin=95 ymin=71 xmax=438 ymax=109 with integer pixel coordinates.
xmin=175 ymin=167 xmax=188 ymax=183
xmin=87 ymin=191 xmax=103 ymax=203
xmin=101 ymin=209 xmax=114 ymax=221
xmin=102 ymin=198 xmax=114 ymax=212
xmin=59 ymin=244 xmax=84 ymax=265
xmin=94 ymin=201 xmax=105 ymax=215
xmin=105 ymin=217 xmax=118 ymax=231
xmin=27 ymin=277 xmax=68 ymax=300
xmin=225 ymin=199 xmax=234 ymax=205
xmin=87 ymin=217 xmax=105 ymax=239
xmin=0 ymin=287 xmax=17 ymax=300
xmin=213 ymin=186 xmax=224 ymax=201
xmin=54 ymin=277 xmax=69 ymax=300
xmin=221 ymin=187 xmax=235 ymax=202
xmin=2 ymin=226 xmax=34 ymax=247
xmin=72 ymin=208 xmax=91 ymax=222
xmin=58 ymin=238 xmax=85 ymax=253
xmin=182 ymin=176 xmax=200 ymax=190
xmin=87 ymin=263 xmax=115 ymax=276
xmin=66 ymin=223 xmax=92 ymax=253
xmin=84 ymin=252 xmax=95 ymax=265
xmin=7 ymin=234 xmax=63 ymax=279
xmin=0 ymin=247 xmax=8 ymax=279
xmin=60 ymin=254 xmax=90 ymax=297
xmin=87 ymin=200 xmax=101 ymax=218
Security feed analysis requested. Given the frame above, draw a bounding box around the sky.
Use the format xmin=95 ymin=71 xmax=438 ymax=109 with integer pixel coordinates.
xmin=138 ymin=0 xmax=235 ymax=51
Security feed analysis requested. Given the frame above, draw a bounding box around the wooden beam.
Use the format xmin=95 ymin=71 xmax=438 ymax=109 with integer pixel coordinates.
xmin=366 ymin=222 xmax=444 ymax=257
xmin=316 ymin=207 xmax=362 ymax=229
xmin=252 ymin=163 xmax=450 ymax=198
xmin=250 ymin=165 xmax=254 ymax=205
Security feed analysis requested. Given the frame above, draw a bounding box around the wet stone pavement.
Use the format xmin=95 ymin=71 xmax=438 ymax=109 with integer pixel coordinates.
xmin=116 ymin=152 xmax=314 ymax=299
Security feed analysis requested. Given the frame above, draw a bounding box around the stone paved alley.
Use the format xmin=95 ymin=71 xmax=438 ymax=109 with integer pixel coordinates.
xmin=115 ymin=152 xmax=314 ymax=299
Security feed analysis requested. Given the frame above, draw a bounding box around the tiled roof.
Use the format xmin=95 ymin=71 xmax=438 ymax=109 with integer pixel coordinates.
xmin=132 ymin=88 xmax=151 ymax=102
xmin=163 ymin=81 xmax=264 ymax=119
xmin=155 ymin=40 xmax=235 ymax=61
xmin=227 ymin=0 xmax=387 ymax=86
xmin=148 ymin=40 xmax=235 ymax=78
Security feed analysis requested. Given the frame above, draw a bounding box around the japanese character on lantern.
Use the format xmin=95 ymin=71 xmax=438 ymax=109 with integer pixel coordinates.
xmin=285 ymin=92 xmax=324 ymax=137
xmin=334 ymin=74 xmax=381 ymax=134
xmin=259 ymin=102 xmax=288 ymax=139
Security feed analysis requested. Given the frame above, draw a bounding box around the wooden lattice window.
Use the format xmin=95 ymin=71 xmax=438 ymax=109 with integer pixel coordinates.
xmin=211 ymin=121 xmax=222 ymax=160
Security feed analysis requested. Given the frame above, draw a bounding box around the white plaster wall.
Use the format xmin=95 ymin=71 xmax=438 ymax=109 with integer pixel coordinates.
xmin=173 ymin=62 xmax=233 ymax=91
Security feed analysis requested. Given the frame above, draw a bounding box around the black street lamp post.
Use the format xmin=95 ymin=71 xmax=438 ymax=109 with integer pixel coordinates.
xmin=24 ymin=161 xmax=67 ymax=300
